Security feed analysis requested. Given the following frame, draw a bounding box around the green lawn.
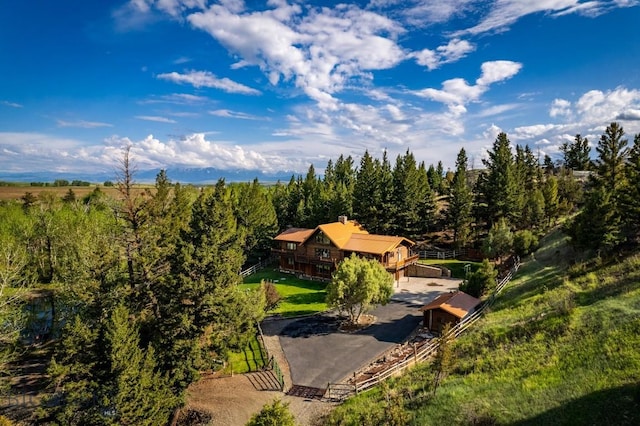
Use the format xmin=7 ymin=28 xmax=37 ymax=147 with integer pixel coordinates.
xmin=223 ymin=334 xmax=267 ymax=375
xmin=419 ymin=259 xmax=482 ymax=278
xmin=241 ymin=269 xmax=328 ymax=317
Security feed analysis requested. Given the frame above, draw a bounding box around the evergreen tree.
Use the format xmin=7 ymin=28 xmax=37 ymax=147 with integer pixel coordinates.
xmin=561 ymin=134 xmax=592 ymax=170
xmin=482 ymin=218 xmax=513 ymax=261
xmin=391 ymin=150 xmax=421 ymax=237
xmin=591 ymin=122 xmax=629 ymax=205
xmin=542 ymin=175 xmax=560 ymax=226
xmin=156 ymin=180 xmax=256 ymax=391
xmin=447 ymin=148 xmax=473 ymax=249
xmin=416 ymin=161 xmax=436 ymax=236
xmin=232 ymin=179 xmax=278 ymax=257
xmin=105 ymin=305 xmax=177 ymax=425
xmin=621 ymin=134 xmax=640 ymax=241
xmin=353 ymin=151 xmax=381 ymax=230
xmin=377 ymin=151 xmax=395 ymax=234
xmin=478 ymin=132 xmax=518 ymax=226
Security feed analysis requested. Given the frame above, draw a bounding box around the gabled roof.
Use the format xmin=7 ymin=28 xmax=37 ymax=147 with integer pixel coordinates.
xmin=314 ymin=221 xmax=369 ymax=249
xmin=273 ymin=219 xmax=415 ymax=255
xmin=342 ymin=233 xmax=414 ymax=255
xmin=420 ymin=291 xmax=481 ymax=319
xmin=273 ymin=227 xmax=314 ymax=243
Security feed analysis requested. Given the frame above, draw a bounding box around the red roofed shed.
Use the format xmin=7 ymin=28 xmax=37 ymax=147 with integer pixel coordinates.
xmin=420 ymin=291 xmax=481 ymax=333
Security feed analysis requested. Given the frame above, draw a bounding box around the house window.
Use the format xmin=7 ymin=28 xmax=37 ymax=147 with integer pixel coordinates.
xmin=286 ymin=242 xmax=297 ymax=251
xmin=315 ymin=232 xmax=331 ymax=245
xmin=287 ymin=257 xmax=295 ymax=266
xmin=315 ymin=248 xmax=330 ymax=258
xmin=316 ymin=264 xmax=331 ymax=275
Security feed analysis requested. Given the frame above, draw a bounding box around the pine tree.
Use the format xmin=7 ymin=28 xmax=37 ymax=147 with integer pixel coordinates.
xmin=561 ymin=134 xmax=592 ymax=170
xmin=105 ymin=305 xmax=177 ymax=425
xmin=447 ymin=148 xmax=473 ymax=249
xmin=620 ymin=134 xmax=640 ymax=241
xmin=542 ymin=175 xmax=559 ymax=226
xmin=353 ymin=151 xmax=381 ymax=230
xmin=478 ymin=132 xmax=518 ymax=227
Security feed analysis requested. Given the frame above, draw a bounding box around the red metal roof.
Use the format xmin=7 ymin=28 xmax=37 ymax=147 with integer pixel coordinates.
xmin=420 ymin=291 xmax=481 ymax=319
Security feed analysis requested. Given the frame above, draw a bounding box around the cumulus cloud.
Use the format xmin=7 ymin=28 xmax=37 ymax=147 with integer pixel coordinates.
xmin=550 ymin=98 xmax=572 ymax=118
xmin=413 ymin=39 xmax=475 ymax=70
xmin=157 ymin=70 xmax=261 ymax=95
xmin=186 ymin=2 xmax=405 ymax=106
xmin=414 ymin=60 xmax=522 ymax=117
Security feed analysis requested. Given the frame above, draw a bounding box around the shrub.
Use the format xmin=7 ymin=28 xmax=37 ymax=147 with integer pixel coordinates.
xmin=246 ymin=399 xmax=295 ymax=426
xmin=460 ymin=259 xmax=498 ymax=298
xmin=261 ymin=280 xmax=281 ymax=312
xmin=513 ymin=230 xmax=539 ymax=257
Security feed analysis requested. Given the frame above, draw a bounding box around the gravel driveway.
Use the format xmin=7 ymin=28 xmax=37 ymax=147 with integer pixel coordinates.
xmin=264 ymin=277 xmax=460 ymax=389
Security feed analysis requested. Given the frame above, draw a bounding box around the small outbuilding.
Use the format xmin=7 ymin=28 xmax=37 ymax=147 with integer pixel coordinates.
xmin=420 ymin=291 xmax=481 ymax=333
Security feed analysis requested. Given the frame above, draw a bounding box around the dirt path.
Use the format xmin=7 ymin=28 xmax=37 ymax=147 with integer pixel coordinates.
xmin=184 ymin=373 xmax=336 ymax=426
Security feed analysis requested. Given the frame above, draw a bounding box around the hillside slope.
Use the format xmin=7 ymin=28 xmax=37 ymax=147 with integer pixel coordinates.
xmin=325 ymin=230 xmax=640 ymax=425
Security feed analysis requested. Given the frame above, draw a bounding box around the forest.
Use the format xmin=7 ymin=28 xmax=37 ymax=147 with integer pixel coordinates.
xmin=1 ymin=122 xmax=640 ymax=425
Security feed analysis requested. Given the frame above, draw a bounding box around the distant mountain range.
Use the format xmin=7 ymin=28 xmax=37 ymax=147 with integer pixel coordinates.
xmin=0 ymin=167 xmax=298 ymax=185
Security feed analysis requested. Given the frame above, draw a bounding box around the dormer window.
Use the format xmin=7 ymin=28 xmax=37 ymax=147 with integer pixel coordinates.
xmin=315 ymin=232 xmax=331 ymax=245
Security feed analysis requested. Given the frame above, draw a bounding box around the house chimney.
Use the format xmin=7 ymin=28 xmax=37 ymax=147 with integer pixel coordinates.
xmin=338 ymin=215 xmax=348 ymax=224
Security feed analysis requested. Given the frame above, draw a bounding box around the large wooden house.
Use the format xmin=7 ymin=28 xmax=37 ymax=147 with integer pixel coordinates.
xmin=272 ymin=216 xmax=419 ymax=280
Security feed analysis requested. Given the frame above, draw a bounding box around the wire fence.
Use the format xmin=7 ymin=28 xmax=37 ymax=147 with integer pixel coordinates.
xmin=325 ymin=257 xmax=521 ymax=401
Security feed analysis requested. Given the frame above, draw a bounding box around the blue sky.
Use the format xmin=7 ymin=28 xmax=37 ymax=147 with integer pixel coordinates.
xmin=2 ymin=0 xmax=640 ymax=176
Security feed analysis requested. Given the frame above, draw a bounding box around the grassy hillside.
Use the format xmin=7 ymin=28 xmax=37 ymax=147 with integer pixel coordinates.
xmin=325 ymin=229 xmax=640 ymax=425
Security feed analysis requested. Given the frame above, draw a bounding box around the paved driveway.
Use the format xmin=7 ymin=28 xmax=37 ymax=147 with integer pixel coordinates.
xmin=264 ymin=277 xmax=460 ymax=389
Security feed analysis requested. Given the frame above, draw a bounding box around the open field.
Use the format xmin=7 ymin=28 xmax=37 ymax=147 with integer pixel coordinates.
xmin=241 ymin=269 xmax=328 ymax=317
xmin=0 ymin=184 xmax=152 ymax=201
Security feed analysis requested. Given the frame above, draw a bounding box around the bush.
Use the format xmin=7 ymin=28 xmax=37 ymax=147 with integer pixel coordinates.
xmin=460 ymin=259 xmax=498 ymax=298
xmin=513 ymin=230 xmax=539 ymax=257
xmin=246 ymin=399 xmax=295 ymax=426
xmin=261 ymin=280 xmax=281 ymax=312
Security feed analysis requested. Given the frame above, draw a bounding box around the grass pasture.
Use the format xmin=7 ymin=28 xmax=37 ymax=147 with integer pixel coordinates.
xmin=327 ymin=228 xmax=640 ymax=425
xmin=241 ymin=269 xmax=328 ymax=317
xmin=0 ymin=184 xmax=151 ymax=201
xmin=419 ymin=259 xmax=482 ymax=278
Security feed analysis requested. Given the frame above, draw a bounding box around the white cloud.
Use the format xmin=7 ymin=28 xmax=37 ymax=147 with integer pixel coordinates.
xmin=550 ymin=98 xmax=572 ymax=118
xmin=413 ymin=39 xmax=475 ymax=71
xmin=476 ymin=60 xmax=522 ymax=86
xmin=57 ymin=119 xmax=113 ymax=128
xmin=209 ymin=109 xmax=265 ymax=120
xmin=187 ymin=2 xmax=405 ymax=108
xmin=475 ymin=103 xmax=520 ymax=118
xmin=135 ymin=115 xmax=177 ymax=123
xmin=157 ymin=70 xmax=261 ymax=95
xmin=414 ymin=60 xmax=522 ymax=117
xmin=453 ymin=0 xmax=633 ymax=37
xmin=1 ymin=100 xmax=23 ymax=108
xmin=141 ymin=93 xmax=210 ymax=105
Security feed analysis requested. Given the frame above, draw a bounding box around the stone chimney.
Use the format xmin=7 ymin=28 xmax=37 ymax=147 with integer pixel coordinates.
xmin=338 ymin=215 xmax=348 ymax=224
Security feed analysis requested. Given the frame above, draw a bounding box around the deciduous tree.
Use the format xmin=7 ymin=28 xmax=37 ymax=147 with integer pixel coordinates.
xmin=326 ymin=254 xmax=393 ymax=325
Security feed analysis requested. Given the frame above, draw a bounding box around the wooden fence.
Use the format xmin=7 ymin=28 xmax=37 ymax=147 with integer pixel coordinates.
xmin=326 ymin=258 xmax=521 ymax=401
xmin=240 ymin=257 xmax=272 ymax=277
